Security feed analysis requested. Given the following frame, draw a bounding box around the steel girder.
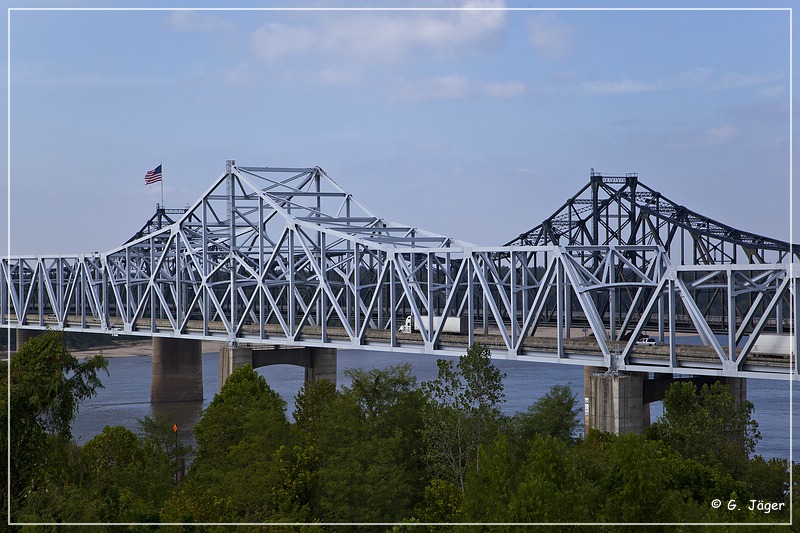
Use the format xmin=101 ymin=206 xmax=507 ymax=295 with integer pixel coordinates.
xmin=1 ymin=163 xmax=797 ymax=380
xmin=507 ymin=171 xmax=797 ymax=265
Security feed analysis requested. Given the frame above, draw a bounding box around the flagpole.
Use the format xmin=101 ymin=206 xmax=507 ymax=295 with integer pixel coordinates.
xmin=160 ymin=163 xmax=164 ymax=207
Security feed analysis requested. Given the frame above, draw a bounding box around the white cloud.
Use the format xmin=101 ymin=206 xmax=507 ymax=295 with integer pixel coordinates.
xmin=390 ymin=76 xmax=526 ymax=102
xmin=248 ymin=2 xmax=506 ymax=67
xmin=482 ymin=81 xmax=526 ymax=99
xmin=221 ymin=62 xmax=260 ymax=87
xmin=391 ymin=75 xmax=471 ymax=102
xmin=250 ymin=23 xmax=316 ymax=64
xmin=582 ymin=78 xmax=659 ymax=95
xmin=167 ymin=11 xmax=235 ymax=33
xmin=582 ymin=67 xmax=713 ymax=95
xmin=527 ymin=13 xmax=573 ymax=60
xmin=760 ymin=85 xmax=785 ymax=97
xmin=666 ymin=125 xmax=740 ymax=149
xmin=717 ymin=71 xmax=784 ymax=90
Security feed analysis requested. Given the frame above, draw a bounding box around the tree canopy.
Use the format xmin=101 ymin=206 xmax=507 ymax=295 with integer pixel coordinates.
xmin=6 ymin=338 xmax=792 ymax=527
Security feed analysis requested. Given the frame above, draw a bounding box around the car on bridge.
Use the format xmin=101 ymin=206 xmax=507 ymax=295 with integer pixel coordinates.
xmin=635 ymin=336 xmax=658 ymax=346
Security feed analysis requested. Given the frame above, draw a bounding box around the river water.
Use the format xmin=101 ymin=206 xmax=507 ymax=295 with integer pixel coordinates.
xmin=70 ymin=349 xmax=799 ymax=461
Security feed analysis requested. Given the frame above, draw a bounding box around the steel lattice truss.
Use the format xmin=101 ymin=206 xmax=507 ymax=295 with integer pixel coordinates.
xmin=2 ymin=162 xmax=797 ymax=380
xmin=507 ymin=172 xmax=797 ymax=265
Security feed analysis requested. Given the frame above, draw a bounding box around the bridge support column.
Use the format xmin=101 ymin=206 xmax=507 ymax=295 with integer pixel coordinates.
xmin=151 ymin=337 xmax=203 ymax=403
xmin=16 ymin=329 xmax=43 ymax=350
xmin=718 ymin=376 xmax=747 ymax=406
xmin=219 ymin=346 xmax=253 ymax=388
xmin=219 ymin=345 xmax=337 ymax=388
xmin=305 ymin=347 xmax=337 ymax=383
xmin=585 ymin=367 xmax=748 ymax=436
xmin=584 ymin=366 xmax=649 ymax=436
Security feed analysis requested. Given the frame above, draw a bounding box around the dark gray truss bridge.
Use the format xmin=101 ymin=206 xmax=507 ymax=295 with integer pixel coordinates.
xmin=2 ymin=163 xmax=797 ymax=380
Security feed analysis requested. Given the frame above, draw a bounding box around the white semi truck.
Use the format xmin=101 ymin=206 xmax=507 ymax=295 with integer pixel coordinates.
xmin=398 ymin=315 xmax=468 ymax=334
xmin=750 ymin=333 xmax=792 ymax=355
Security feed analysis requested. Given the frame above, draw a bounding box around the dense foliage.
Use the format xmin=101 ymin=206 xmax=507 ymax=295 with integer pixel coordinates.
xmin=6 ymin=339 xmax=794 ymax=529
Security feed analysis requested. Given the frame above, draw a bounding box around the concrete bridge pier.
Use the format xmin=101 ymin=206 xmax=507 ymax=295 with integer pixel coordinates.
xmin=151 ymin=337 xmax=203 ymax=403
xmin=16 ymin=328 xmax=43 ymax=350
xmin=219 ymin=345 xmax=337 ymax=388
xmin=584 ymin=366 xmax=748 ymax=436
xmin=583 ymin=366 xmax=649 ymax=436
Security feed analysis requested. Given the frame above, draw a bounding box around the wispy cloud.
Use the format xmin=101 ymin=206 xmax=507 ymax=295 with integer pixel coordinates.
xmin=666 ymin=124 xmax=740 ymax=149
xmin=527 ymin=13 xmax=573 ymax=60
xmin=581 ymin=67 xmax=785 ymax=96
xmin=13 ymin=64 xmax=161 ymax=87
xmin=582 ymin=67 xmax=712 ymax=95
xmin=716 ymin=71 xmax=785 ymax=90
xmin=248 ymin=1 xmax=507 ymax=67
xmin=391 ymin=75 xmax=471 ymax=102
xmin=167 ymin=11 xmax=235 ymax=33
xmin=250 ymin=22 xmax=316 ymax=63
xmin=482 ymin=81 xmax=527 ymax=99
xmin=390 ymin=75 xmax=526 ymax=102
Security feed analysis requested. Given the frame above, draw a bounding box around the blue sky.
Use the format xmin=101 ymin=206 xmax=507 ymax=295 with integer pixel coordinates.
xmin=2 ymin=2 xmax=795 ymax=254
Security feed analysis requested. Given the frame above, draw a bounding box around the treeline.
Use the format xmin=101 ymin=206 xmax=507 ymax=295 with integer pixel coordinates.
xmin=3 ymin=332 xmax=797 ymax=530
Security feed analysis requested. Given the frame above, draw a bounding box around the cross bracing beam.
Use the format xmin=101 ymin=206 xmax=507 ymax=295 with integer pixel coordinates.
xmin=2 ymin=163 xmax=797 ymax=380
xmin=507 ymin=171 xmax=798 ymax=265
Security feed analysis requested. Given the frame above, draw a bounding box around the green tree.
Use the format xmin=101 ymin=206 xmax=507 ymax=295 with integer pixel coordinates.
xmin=9 ymin=331 xmax=107 ymax=517
xmin=646 ymin=381 xmax=760 ymax=476
xmin=416 ymin=478 xmax=462 ymax=527
xmin=161 ymin=364 xmax=291 ymax=523
xmin=78 ymin=425 xmax=174 ymax=522
xmin=308 ymin=365 xmax=428 ymax=524
xmin=510 ymin=384 xmax=581 ymax=447
xmin=421 ymin=343 xmax=506 ymax=493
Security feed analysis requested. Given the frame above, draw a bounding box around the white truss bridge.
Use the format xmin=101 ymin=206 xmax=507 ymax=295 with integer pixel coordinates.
xmin=2 ymin=161 xmax=797 ymax=380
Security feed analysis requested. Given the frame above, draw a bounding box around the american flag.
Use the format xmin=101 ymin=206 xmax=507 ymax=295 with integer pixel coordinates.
xmin=144 ymin=164 xmax=162 ymax=185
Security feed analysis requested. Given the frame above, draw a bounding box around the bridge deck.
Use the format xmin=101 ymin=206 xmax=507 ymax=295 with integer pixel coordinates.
xmin=5 ymin=314 xmax=791 ymax=380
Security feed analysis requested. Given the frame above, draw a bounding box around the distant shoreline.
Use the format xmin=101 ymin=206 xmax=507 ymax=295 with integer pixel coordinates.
xmin=71 ymin=340 xmax=225 ymax=359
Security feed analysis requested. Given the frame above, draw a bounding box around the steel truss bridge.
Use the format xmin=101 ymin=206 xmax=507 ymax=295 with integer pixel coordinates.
xmin=2 ymin=162 xmax=797 ymax=380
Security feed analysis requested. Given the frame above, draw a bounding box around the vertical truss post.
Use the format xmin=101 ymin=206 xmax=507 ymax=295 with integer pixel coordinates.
xmin=202 ymin=198 xmax=209 ymax=337
xmin=149 ymin=237 xmax=156 ymax=333
xmin=557 ymin=258 xmax=565 ymax=359
xmin=288 ymin=226 xmax=296 ymax=340
xmin=467 ymin=249 xmax=475 ymax=347
xmin=657 ymin=289 xmax=665 ymax=344
xmin=390 ymin=252 xmax=397 ymax=347
xmin=727 ymin=270 xmax=735 ymax=361
xmin=101 ymin=258 xmax=109 ymax=329
xmin=510 ymin=251 xmax=518 ymax=348
xmin=376 ymin=252 xmax=384 ymax=330
xmin=668 ymin=276 xmax=677 ymax=370
xmin=80 ymin=261 xmax=86 ymax=328
xmin=57 ymin=258 xmax=63 ymax=322
xmin=354 ymin=244 xmax=361 ymax=342
xmin=259 ymin=197 xmax=265 ymax=340
xmin=427 ymin=252 xmax=433 ymax=345
xmin=0 ymin=263 xmax=6 ymax=327
xmin=482 ymin=260 xmax=489 ymax=335
xmin=591 ymin=173 xmax=600 ymax=246
xmin=794 ymin=271 xmax=800 ymax=377
xmin=175 ymin=232 xmax=182 ymax=330
xmin=609 ymin=288 xmax=616 ymax=340
xmin=228 ymin=164 xmax=237 ymax=339
xmin=565 ymin=277 xmax=572 ymax=339
xmin=320 ymin=231 xmax=327 ymax=344
xmin=125 ymin=248 xmax=131 ymax=331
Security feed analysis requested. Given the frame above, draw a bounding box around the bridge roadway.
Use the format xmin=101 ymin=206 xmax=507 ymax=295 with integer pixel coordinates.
xmin=10 ymin=313 xmax=792 ymax=380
